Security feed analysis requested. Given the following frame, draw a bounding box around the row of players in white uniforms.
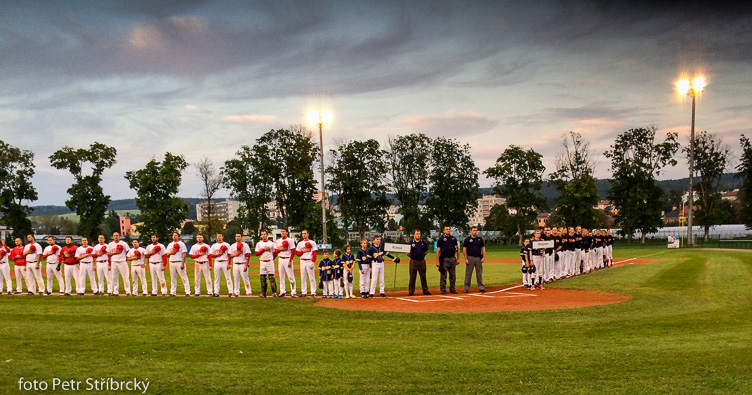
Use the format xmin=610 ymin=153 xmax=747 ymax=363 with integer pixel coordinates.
xmin=0 ymin=229 xmax=330 ymax=298
xmin=520 ymin=227 xmax=615 ymax=290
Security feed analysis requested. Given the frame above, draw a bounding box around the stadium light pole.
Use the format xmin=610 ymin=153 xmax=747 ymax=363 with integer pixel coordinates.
xmin=308 ymin=111 xmax=332 ymax=244
xmin=677 ymin=77 xmax=705 ymax=247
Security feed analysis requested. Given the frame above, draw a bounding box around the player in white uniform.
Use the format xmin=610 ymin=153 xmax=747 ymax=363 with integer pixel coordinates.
xmin=165 ymin=232 xmax=191 ymax=296
xmin=229 ymin=233 xmax=252 ymax=297
xmin=0 ymin=240 xmax=12 ymax=294
xmin=94 ymin=235 xmax=112 ymax=295
xmin=42 ymin=236 xmax=63 ymax=295
xmin=75 ymin=237 xmax=98 ymax=295
xmin=295 ymin=229 xmax=318 ymax=297
xmin=127 ymin=240 xmax=148 ymax=296
xmin=211 ymin=233 xmax=233 ymax=297
xmin=274 ymin=229 xmax=296 ymax=297
xmin=108 ymin=232 xmax=131 ymax=296
xmin=255 ymin=231 xmax=277 ymax=298
xmin=189 ymin=235 xmax=213 ymax=296
xmin=145 ymin=234 xmax=167 ymax=296
xmin=23 ymin=234 xmax=44 ymax=294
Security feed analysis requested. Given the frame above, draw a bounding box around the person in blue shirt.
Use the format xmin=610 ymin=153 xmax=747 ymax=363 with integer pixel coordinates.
xmin=318 ymin=251 xmax=334 ymax=298
xmin=331 ymin=249 xmax=343 ymax=299
xmin=366 ymin=235 xmax=398 ymax=298
xmin=407 ymin=229 xmax=431 ymax=296
xmin=356 ymin=239 xmax=371 ymax=298
xmin=436 ymin=226 xmax=459 ymax=294
xmin=341 ymin=245 xmax=357 ymax=299
xmin=462 ymin=226 xmax=486 ymax=293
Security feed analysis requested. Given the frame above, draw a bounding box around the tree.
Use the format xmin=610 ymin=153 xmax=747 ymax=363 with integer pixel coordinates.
xmin=0 ymin=140 xmax=37 ymax=239
xmin=223 ymin=144 xmax=274 ymax=240
xmin=604 ymin=127 xmax=679 ymax=243
xmin=102 ymin=210 xmax=121 ymax=235
xmin=736 ymin=135 xmax=752 ymax=228
xmin=300 ymin=201 xmax=343 ymax=245
xmin=662 ymin=188 xmax=684 ymax=212
xmin=387 ymin=133 xmax=433 ymax=235
xmin=684 ymin=131 xmax=730 ymax=241
xmin=256 ymin=127 xmax=318 ymax=229
xmin=549 ymin=132 xmax=599 ymax=229
xmin=327 ymin=139 xmax=390 ymax=239
xmin=196 ymin=157 xmax=223 ymax=240
xmin=426 ymin=137 xmax=480 ymax=232
xmin=484 ymin=203 xmax=518 ymax=244
xmin=49 ymin=142 xmax=117 ymax=241
xmin=181 ymin=221 xmax=196 ymax=236
xmin=125 ymin=153 xmax=190 ymax=243
xmin=484 ymin=146 xmax=547 ymax=245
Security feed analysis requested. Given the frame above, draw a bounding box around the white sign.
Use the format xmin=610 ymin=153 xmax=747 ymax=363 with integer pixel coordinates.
xmin=667 ymin=236 xmax=680 ymax=249
xmin=319 ymin=243 xmax=333 ymax=250
xmin=532 ymin=240 xmax=554 ymax=249
xmin=385 ymin=243 xmax=411 ymax=253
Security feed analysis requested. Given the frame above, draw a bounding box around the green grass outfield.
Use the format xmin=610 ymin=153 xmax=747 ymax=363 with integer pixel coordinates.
xmin=1 ymin=247 xmax=751 ymax=394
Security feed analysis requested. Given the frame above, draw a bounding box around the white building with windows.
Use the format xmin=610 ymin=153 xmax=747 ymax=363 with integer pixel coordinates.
xmin=196 ymin=199 xmax=241 ymax=222
xmin=468 ymin=195 xmax=506 ymax=228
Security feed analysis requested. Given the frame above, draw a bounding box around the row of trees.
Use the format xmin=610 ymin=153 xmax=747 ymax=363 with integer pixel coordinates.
xmin=483 ymin=127 xmax=751 ymax=244
xmin=2 ymin=125 xmax=752 ymax=244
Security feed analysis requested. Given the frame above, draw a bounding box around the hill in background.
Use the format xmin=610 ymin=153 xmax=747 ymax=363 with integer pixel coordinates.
xmin=29 ymin=173 xmax=743 ymax=218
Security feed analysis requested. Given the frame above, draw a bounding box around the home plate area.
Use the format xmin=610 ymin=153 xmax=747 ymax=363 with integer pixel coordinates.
xmin=315 ymin=258 xmax=653 ymax=313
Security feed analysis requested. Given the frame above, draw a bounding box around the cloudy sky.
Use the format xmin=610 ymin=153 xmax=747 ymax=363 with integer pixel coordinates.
xmin=2 ymin=1 xmax=751 ymax=206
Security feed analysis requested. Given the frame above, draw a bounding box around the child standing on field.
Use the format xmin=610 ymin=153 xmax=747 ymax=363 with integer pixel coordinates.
xmin=319 ymin=251 xmax=334 ymax=298
xmin=331 ymin=249 xmax=344 ymax=299
xmin=356 ymin=239 xmax=371 ymax=298
xmin=520 ymin=238 xmax=531 ymax=288
xmin=341 ymin=245 xmax=356 ymax=299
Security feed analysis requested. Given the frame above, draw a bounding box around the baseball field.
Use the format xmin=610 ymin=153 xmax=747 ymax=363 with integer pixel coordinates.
xmin=2 ymin=247 xmax=751 ymax=394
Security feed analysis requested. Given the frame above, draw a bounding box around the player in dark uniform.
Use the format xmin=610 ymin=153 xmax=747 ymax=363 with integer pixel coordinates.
xmin=520 ymin=238 xmax=532 ymax=288
xmin=436 ymin=226 xmax=459 ymax=294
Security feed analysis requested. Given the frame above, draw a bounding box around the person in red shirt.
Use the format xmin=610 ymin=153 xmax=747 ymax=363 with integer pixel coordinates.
xmin=9 ymin=238 xmax=29 ymax=294
xmin=59 ymin=236 xmax=80 ymax=296
xmin=0 ymin=239 xmax=12 ymax=294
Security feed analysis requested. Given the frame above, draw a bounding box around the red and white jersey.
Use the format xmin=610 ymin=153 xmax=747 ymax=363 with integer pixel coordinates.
xmin=108 ymin=240 xmax=130 ymax=262
xmin=274 ymin=237 xmax=295 ymax=260
xmin=210 ymin=242 xmax=231 ymax=262
xmin=0 ymin=245 xmax=11 ymax=264
xmin=255 ymin=239 xmax=275 ymax=262
xmin=230 ymin=242 xmax=251 ymax=264
xmin=145 ymin=243 xmax=165 ymax=264
xmin=43 ymin=245 xmax=61 ymax=264
xmin=128 ymin=247 xmax=146 ymax=266
xmin=24 ymin=242 xmax=42 ymax=263
xmin=166 ymin=241 xmax=187 ymax=263
xmin=75 ymin=246 xmax=94 ymax=263
xmin=95 ymin=243 xmax=110 ymax=262
xmin=189 ymin=243 xmax=210 ymax=263
xmin=296 ymin=240 xmax=318 ymax=261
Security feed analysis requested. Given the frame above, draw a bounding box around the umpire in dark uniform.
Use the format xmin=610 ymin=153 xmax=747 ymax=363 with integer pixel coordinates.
xmin=407 ymin=229 xmax=431 ymax=296
xmin=462 ymin=226 xmax=486 ymax=293
xmin=436 ymin=225 xmax=459 ymax=294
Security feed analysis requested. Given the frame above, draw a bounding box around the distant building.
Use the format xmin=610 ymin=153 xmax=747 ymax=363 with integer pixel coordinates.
xmin=468 ymin=194 xmax=506 ymax=228
xmin=536 ymin=212 xmax=551 ymax=228
xmin=313 ymin=191 xmax=331 ymax=210
xmin=595 ymin=200 xmax=618 ymax=215
xmin=662 ymin=206 xmax=688 ymax=225
xmin=722 ymin=190 xmax=739 ymax=202
xmin=0 ymin=224 xmax=12 ymax=240
xmin=119 ymin=216 xmax=132 ymax=236
xmin=196 ymin=199 xmax=241 ymax=222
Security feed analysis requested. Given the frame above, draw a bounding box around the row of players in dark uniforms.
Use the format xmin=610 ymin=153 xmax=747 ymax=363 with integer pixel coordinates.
xmin=520 ymin=226 xmax=615 ymax=290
